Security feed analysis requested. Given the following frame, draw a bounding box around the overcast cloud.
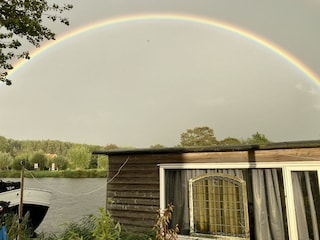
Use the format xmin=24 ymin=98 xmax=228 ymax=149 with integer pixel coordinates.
xmin=1 ymin=0 xmax=320 ymax=147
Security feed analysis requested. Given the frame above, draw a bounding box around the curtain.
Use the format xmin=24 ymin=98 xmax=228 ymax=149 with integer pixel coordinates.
xmin=166 ymin=169 xmax=243 ymax=235
xmin=292 ymin=171 xmax=319 ymax=240
xmin=251 ymin=169 xmax=286 ymax=240
xmin=166 ymin=169 xmax=320 ymax=239
xmin=166 ymin=169 xmax=207 ymax=234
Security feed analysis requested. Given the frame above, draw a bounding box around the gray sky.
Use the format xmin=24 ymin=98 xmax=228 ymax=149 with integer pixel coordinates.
xmin=1 ymin=0 xmax=320 ymax=147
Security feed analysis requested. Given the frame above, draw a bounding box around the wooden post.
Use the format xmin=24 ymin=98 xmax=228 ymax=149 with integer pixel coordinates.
xmin=18 ymin=161 xmax=25 ymax=240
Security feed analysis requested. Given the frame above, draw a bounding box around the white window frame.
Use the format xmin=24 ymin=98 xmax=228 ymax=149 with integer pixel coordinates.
xmin=159 ymin=161 xmax=320 ymax=240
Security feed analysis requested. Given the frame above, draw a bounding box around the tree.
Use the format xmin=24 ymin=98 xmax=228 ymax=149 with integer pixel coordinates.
xmin=102 ymin=144 xmax=118 ymax=151
xmin=30 ymin=152 xmax=48 ymax=170
xmin=0 ymin=0 xmax=73 ymax=84
xmin=12 ymin=153 xmax=32 ymax=170
xmin=48 ymin=155 xmax=67 ymax=170
xmin=89 ymin=155 xmax=98 ymax=169
xmin=243 ymin=132 xmax=271 ymax=144
xmin=97 ymin=155 xmax=108 ymax=170
xmin=7 ymin=138 xmax=21 ymax=157
xmin=150 ymin=144 xmax=166 ymax=148
xmin=67 ymin=145 xmax=91 ymax=169
xmin=180 ymin=126 xmax=218 ymax=147
xmin=219 ymin=137 xmax=241 ymax=145
xmin=0 ymin=136 xmax=10 ymax=152
xmin=0 ymin=152 xmax=13 ymax=170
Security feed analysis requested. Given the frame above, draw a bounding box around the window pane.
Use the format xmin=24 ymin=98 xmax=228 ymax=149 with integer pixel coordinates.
xmin=292 ymin=171 xmax=320 ymax=239
xmin=250 ymin=168 xmax=288 ymax=240
xmin=190 ymin=173 xmax=249 ymax=238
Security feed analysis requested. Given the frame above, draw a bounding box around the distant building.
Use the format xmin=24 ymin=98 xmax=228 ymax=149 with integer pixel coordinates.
xmin=46 ymin=153 xmax=57 ymax=170
xmin=33 ymin=163 xmax=39 ymax=170
xmin=45 ymin=153 xmax=57 ymax=158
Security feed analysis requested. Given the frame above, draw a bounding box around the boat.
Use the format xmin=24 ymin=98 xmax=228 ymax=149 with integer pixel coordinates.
xmin=0 ymin=179 xmax=52 ymax=231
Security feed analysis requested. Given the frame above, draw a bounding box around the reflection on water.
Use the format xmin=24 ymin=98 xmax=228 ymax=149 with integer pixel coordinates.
xmin=4 ymin=178 xmax=107 ymax=234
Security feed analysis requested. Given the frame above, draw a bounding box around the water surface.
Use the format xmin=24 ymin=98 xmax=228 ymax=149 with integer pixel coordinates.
xmin=5 ymin=178 xmax=107 ymax=234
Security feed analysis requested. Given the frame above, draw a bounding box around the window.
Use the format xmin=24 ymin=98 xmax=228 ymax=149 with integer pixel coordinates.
xmin=189 ymin=173 xmax=250 ymax=239
xmin=160 ymin=161 xmax=320 ymax=239
xmin=289 ymin=170 xmax=320 ymax=239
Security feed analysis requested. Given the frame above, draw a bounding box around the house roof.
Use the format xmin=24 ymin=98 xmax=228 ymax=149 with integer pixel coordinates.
xmin=92 ymin=139 xmax=320 ymax=156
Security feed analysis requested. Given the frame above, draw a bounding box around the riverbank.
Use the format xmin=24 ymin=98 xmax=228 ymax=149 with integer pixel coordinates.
xmin=0 ymin=169 xmax=107 ymax=178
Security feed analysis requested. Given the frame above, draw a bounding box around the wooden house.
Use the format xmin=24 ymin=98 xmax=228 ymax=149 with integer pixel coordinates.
xmin=93 ymin=140 xmax=320 ymax=239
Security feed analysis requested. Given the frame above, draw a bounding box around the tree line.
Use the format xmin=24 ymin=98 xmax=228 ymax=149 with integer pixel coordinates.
xmin=178 ymin=126 xmax=270 ymax=147
xmin=0 ymin=136 xmax=117 ymax=171
xmin=0 ymin=127 xmax=270 ymax=171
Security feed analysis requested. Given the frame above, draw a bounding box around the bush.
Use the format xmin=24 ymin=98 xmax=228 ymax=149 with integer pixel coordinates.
xmin=55 ymin=215 xmax=96 ymax=240
xmin=3 ymin=211 xmax=33 ymax=239
xmin=39 ymin=208 xmax=121 ymax=240
xmin=92 ymin=208 xmax=121 ymax=240
xmin=0 ymin=169 xmax=107 ymax=178
xmin=153 ymin=203 xmax=179 ymax=240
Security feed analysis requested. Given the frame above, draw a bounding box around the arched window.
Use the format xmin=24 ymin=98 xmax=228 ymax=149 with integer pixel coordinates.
xmin=189 ymin=173 xmax=250 ymax=239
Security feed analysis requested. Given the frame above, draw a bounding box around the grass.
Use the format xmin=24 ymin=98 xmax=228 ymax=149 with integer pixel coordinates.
xmin=0 ymin=169 xmax=107 ymax=178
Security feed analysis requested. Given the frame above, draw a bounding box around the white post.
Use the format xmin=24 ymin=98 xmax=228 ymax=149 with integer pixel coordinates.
xmin=159 ymin=166 xmax=165 ymax=211
xmin=18 ymin=161 xmax=25 ymax=240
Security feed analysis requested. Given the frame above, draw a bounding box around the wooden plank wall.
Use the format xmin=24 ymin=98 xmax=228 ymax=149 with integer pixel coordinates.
xmin=106 ymin=147 xmax=320 ymax=232
xmin=107 ymin=153 xmax=185 ymax=232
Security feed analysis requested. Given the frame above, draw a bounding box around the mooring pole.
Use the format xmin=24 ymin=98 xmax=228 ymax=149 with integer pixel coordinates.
xmin=18 ymin=161 xmax=25 ymax=240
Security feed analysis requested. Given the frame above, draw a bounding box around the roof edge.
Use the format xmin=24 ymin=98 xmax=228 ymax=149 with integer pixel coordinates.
xmin=92 ymin=140 xmax=320 ymax=156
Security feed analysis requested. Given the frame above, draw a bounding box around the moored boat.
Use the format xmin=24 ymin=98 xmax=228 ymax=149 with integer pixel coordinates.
xmin=0 ymin=180 xmax=52 ymax=230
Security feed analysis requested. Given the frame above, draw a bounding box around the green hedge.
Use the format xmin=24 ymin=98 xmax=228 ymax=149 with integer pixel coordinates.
xmin=0 ymin=169 xmax=107 ymax=178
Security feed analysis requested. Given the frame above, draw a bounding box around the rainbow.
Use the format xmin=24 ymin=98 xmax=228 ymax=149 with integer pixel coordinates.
xmin=7 ymin=13 xmax=320 ymax=88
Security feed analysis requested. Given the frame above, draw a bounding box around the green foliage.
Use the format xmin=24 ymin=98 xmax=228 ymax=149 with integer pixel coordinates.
xmin=11 ymin=154 xmax=32 ymax=170
xmin=0 ymin=136 xmax=110 ymax=166
xmin=153 ymin=203 xmax=179 ymax=240
xmin=92 ymin=208 xmax=121 ymax=240
xmin=4 ymin=212 xmax=33 ymax=240
xmin=0 ymin=169 xmax=107 ymax=178
xmin=219 ymin=137 xmax=241 ymax=145
xmin=180 ymin=127 xmax=271 ymax=147
xmin=60 ymin=169 xmax=107 ymax=178
xmin=56 ymin=215 xmax=96 ymax=240
xmin=180 ymin=126 xmax=218 ymax=147
xmin=0 ymin=1 xmax=73 ymax=76
xmin=150 ymin=144 xmax=166 ymax=148
xmin=243 ymin=131 xmax=271 ymax=144
xmin=102 ymin=144 xmax=119 ymax=150
xmin=18 ymin=139 xmax=74 ymax=156
xmin=7 ymin=138 xmax=22 ymax=157
xmin=48 ymin=156 xmax=68 ymax=170
xmin=0 ymin=151 xmax=13 ymax=170
xmin=97 ymin=155 xmax=108 ymax=169
xmin=39 ymin=208 xmax=121 ymax=240
xmin=88 ymin=155 xmax=98 ymax=169
xmin=29 ymin=152 xmax=48 ymax=170
xmin=67 ymin=146 xmax=91 ymax=170
xmin=0 ymin=136 xmax=10 ymax=152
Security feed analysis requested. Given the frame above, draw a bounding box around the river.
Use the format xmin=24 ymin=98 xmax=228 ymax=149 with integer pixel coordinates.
xmin=5 ymin=178 xmax=107 ymax=235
